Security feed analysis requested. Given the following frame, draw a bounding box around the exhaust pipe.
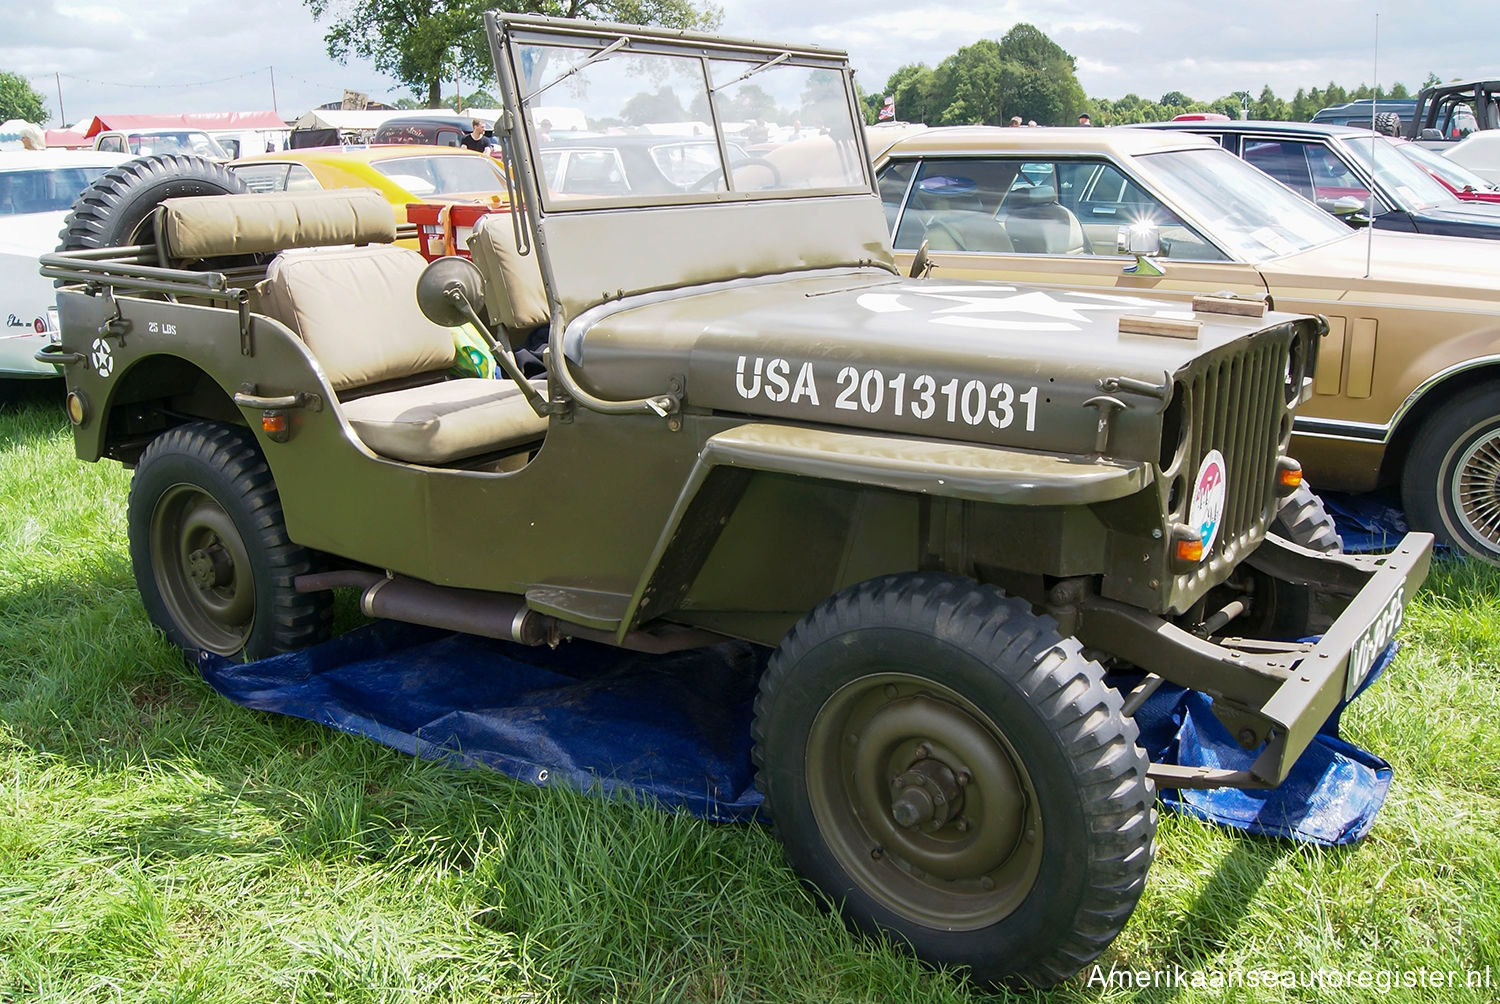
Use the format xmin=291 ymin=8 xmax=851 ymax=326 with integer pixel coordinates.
xmin=294 ymin=571 xmax=724 ymax=653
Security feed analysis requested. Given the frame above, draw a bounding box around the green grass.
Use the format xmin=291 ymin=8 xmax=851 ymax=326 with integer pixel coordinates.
xmin=1 ymin=381 xmax=1497 ymax=1003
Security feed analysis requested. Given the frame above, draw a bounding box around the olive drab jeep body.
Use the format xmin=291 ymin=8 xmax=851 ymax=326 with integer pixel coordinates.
xmin=43 ymin=14 xmax=1431 ymax=988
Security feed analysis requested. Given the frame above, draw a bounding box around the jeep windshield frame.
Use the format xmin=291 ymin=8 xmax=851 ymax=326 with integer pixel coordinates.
xmin=489 ymin=14 xmax=872 ymax=214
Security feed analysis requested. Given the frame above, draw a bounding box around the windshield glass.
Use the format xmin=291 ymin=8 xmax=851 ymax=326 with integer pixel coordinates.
xmin=513 ymin=41 xmax=866 ymax=208
xmin=370 ymin=154 xmax=507 ymax=196
xmin=0 ymin=167 xmax=111 ymax=214
xmin=1134 ymin=148 xmax=1349 ymax=262
xmin=1394 ymin=138 xmax=1498 ymax=192
xmin=1341 ymin=134 xmax=1458 ymax=209
xmin=128 ymin=131 xmax=228 ymax=158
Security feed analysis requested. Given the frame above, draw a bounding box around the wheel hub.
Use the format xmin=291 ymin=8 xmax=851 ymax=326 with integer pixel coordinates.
xmin=890 ymin=756 xmax=963 ymax=830
xmin=186 ymin=542 xmax=233 ymax=589
xmin=806 ymin=674 xmax=1044 ymax=930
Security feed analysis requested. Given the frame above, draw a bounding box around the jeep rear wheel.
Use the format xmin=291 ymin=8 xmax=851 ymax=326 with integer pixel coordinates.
xmin=58 ymin=154 xmax=246 ymax=251
xmin=127 ymin=422 xmax=331 ymax=660
xmin=752 ymin=573 xmax=1154 ymax=987
xmin=1402 ymin=386 xmax=1500 ymax=564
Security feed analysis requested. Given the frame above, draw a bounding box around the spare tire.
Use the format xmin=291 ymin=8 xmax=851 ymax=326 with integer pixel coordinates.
xmin=1373 ymin=111 xmax=1402 ymax=136
xmin=58 ymin=154 xmax=246 ymax=251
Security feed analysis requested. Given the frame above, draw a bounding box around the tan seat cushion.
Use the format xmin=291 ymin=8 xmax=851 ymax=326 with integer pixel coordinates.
xmin=999 ymin=186 xmax=1087 ymax=255
xmin=258 ymin=244 xmax=456 ymax=392
xmin=466 ymin=213 xmax=550 ymax=333
xmin=340 ymin=378 xmax=548 ymax=463
xmin=163 ymin=189 xmax=396 ymax=258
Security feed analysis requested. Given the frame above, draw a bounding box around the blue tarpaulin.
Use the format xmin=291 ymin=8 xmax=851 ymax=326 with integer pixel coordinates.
xmin=1324 ymin=490 xmax=1413 ymax=555
xmin=197 ymin=619 xmax=1396 ymax=845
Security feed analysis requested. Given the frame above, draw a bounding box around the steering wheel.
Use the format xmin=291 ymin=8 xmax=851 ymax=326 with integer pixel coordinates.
xmin=689 ymin=157 xmax=783 ymax=192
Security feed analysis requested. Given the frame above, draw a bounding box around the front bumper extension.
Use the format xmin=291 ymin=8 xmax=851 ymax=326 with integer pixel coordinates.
xmin=1078 ymin=532 xmax=1434 ymax=790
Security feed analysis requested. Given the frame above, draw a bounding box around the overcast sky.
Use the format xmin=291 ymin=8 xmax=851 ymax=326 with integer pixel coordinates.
xmin=4 ymin=1 xmax=1486 ymax=127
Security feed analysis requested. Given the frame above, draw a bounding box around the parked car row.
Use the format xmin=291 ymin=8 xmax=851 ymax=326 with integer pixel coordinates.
xmin=8 ymin=108 xmax=1500 ymax=565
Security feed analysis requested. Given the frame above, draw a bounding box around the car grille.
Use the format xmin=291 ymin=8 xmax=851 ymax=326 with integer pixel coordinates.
xmin=1166 ymin=326 xmax=1299 ymax=592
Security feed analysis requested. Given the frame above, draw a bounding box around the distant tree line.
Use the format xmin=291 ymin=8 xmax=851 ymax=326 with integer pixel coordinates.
xmin=867 ymin=27 xmax=1443 ymax=127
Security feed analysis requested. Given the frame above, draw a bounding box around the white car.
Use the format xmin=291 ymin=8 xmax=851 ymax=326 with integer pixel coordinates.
xmin=0 ymin=150 xmax=128 ymax=377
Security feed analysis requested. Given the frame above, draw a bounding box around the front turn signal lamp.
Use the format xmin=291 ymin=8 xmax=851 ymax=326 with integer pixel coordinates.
xmin=1275 ymin=457 xmax=1303 ymax=497
xmin=1169 ymin=523 xmax=1206 ymax=572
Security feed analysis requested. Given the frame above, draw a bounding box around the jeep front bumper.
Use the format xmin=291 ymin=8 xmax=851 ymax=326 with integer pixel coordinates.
xmin=1076 ymin=532 xmax=1434 ymax=789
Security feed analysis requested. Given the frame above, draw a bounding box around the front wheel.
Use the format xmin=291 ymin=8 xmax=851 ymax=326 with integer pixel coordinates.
xmin=127 ymin=422 xmax=332 ymax=660
xmin=752 ymin=573 xmax=1155 ymax=987
xmin=1401 ymin=386 xmax=1500 ymax=564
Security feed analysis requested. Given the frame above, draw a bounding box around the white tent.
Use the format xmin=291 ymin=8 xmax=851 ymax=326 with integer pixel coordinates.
xmin=290 ymin=109 xmax=401 ymax=132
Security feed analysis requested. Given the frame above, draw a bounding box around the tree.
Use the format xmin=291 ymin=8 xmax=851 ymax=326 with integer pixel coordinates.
xmin=931 ymin=38 xmax=1004 ymax=125
xmin=882 ymin=64 xmax=937 ymax=125
xmin=990 ymin=24 xmax=1086 ymax=126
xmin=1252 ymin=84 xmax=1288 ymax=121
xmin=306 ymin=0 xmax=723 ymax=109
xmin=0 ymin=71 xmax=46 ymax=123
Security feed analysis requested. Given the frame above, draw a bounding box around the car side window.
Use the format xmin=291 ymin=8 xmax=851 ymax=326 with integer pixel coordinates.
xmin=876 ymin=160 xmax=914 ymax=236
xmin=890 ymin=158 xmax=1021 ymax=252
xmin=285 ymin=165 xmax=321 ymax=192
xmin=1243 ymin=140 xmax=1315 ymax=199
xmin=229 ymin=163 xmax=292 ymax=193
xmin=1060 ymin=159 xmax=1223 ymax=260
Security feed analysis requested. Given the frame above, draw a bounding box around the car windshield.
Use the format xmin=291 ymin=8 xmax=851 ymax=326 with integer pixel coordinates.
xmin=0 ymin=167 xmax=111 ymax=214
xmin=1340 ymin=135 xmax=1458 ymax=209
xmin=128 ymin=131 xmax=228 ymax=159
xmin=1394 ymin=138 xmax=1498 ymax=192
xmin=370 ymin=154 xmax=507 ymax=196
xmin=1133 ymin=148 xmax=1350 ymax=262
xmin=513 ymin=41 xmax=867 ymax=209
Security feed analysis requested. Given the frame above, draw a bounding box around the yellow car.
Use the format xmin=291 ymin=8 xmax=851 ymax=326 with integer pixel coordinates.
xmin=228 ymin=146 xmax=509 ymax=241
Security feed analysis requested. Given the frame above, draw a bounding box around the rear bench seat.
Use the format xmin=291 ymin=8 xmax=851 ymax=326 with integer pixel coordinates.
xmin=159 ymin=189 xmax=547 ymax=465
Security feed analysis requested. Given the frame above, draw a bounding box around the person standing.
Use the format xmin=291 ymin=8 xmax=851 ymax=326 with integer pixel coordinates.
xmin=1077 ymin=113 xmax=1093 ymax=126
xmin=460 ymin=120 xmax=494 ymax=152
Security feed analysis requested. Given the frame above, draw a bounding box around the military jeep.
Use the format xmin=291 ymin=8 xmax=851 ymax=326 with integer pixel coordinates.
xmin=43 ymin=14 xmax=1431 ymax=987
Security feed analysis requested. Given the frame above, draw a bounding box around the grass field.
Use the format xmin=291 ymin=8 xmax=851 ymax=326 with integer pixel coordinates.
xmin=2 ymin=381 xmax=1497 ymax=1003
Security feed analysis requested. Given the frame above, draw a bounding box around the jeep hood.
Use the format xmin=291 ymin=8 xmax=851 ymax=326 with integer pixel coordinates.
xmin=568 ymin=271 xmax=1310 ymax=460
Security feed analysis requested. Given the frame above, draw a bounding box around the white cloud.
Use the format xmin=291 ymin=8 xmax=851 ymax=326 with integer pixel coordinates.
xmin=1 ymin=0 xmax=1491 ymax=127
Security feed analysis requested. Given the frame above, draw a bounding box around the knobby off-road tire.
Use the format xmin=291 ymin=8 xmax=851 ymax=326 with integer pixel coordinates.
xmin=752 ymin=573 xmax=1155 ymax=987
xmin=1271 ymin=482 xmax=1342 ymax=555
xmin=127 ymin=422 xmax=332 ymax=661
xmin=58 ymin=154 xmax=246 ymax=251
xmin=1246 ymin=481 xmax=1344 ymax=639
xmin=1401 ymin=385 xmax=1500 ymax=564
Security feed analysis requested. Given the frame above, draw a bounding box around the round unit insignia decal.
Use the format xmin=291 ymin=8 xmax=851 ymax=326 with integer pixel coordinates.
xmin=90 ymin=337 xmax=113 ymax=378
xmin=1190 ymin=449 xmax=1228 ymax=552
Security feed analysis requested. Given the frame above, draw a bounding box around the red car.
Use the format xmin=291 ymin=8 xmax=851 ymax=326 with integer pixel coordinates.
xmin=1395 ymin=138 xmax=1500 ymax=203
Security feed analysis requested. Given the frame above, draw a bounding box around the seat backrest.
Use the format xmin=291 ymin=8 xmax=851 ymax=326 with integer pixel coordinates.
xmin=1000 ymin=186 xmax=1087 ymax=254
xmin=923 ymin=210 xmax=1014 ymax=253
xmin=466 ymin=213 xmax=550 ymax=335
xmin=257 ymin=244 xmax=455 ymax=393
xmin=161 ymin=189 xmax=396 ymax=258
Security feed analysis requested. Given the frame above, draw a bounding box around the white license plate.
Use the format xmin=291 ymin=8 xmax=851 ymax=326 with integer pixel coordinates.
xmin=1345 ymin=585 xmax=1405 ymax=700
xmin=46 ymin=306 xmax=60 ymax=342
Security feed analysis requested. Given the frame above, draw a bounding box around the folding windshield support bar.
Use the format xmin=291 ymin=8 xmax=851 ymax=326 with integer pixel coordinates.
xmin=709 ymin=52 xmax=789 ymax=93
xmin=525 ymin=36 xmax=629 ymax=102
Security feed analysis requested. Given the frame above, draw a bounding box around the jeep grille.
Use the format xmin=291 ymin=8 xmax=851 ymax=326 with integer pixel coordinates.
xmin=1167 ymin=326 xmax=1299 ymax=592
